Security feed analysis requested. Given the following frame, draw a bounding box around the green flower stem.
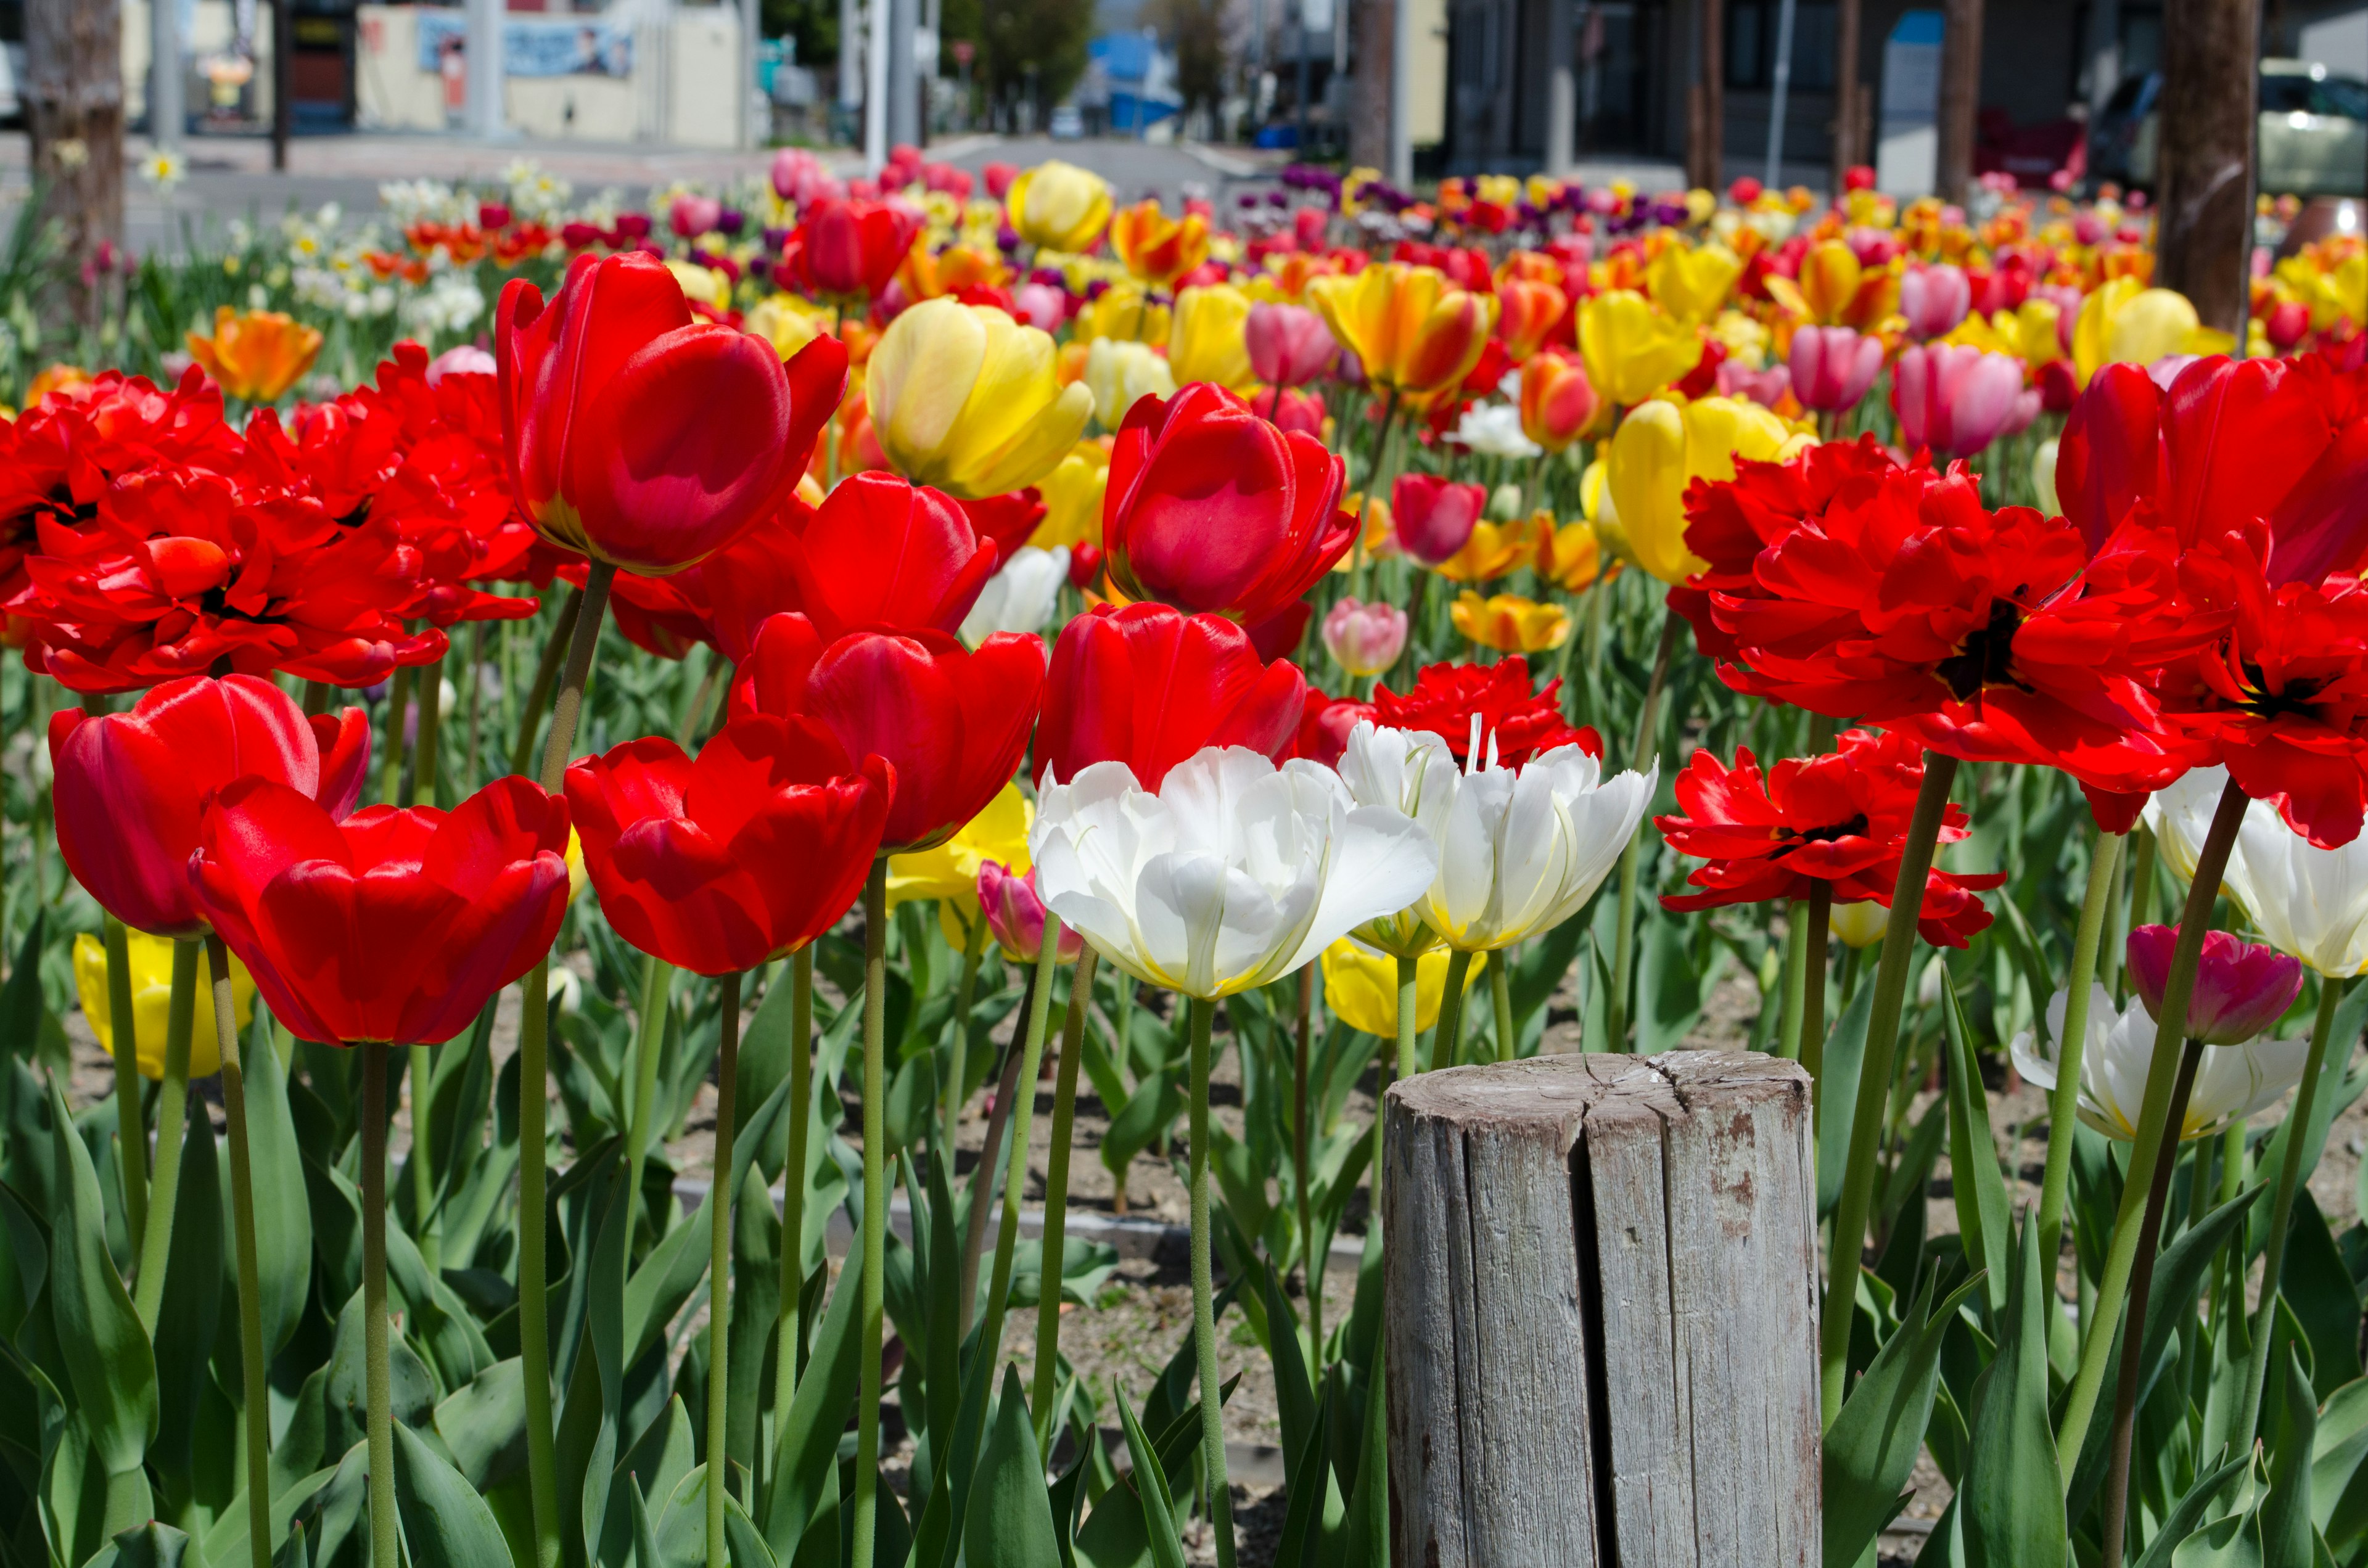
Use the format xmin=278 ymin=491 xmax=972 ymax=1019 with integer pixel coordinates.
xmin=409 ymin=651 xmax=445 ymax=807
xmin=705 ymin=972 xmax=742 ymax=1568
xmin=104 ymin=918 xmax=147 ymax=1252
xmin=519 ymin=559 xmax=615 ymax=1568
xmin=1491 ymin=953 xmax=1518 ymax=1063
xmin=1347 ymin=392 xmax=1402 ymax=604
xmin=2099 ymin=1036 xmax=2205 ymax=1568
xmin=2109 ymin=825 xmax=2156 ymax=1003
xmin=944 ymin=912 xmax=989 ymax=1134
xmin=1432 ymin=949 xmax=1475 ymax=1072
xmin=1799 ymin=884 xmax=1832 ymax=1093
xmin=377 ymin=662 xmax=414 ymax=807
xmin=211 ymin=935 xmax=273 ymax=1568
xmin=1293 ymin=964 xmax=1321 ymax=1352
xmin=1817 ymin=752 xmax=1961 ymax=1426
xmin=1034 ymin=945 xmax=1101 ymax=1452
xmin=625 ymin=951 xmax=674 ymax=1234
xmin=978 ymin=919 xmax=1063 ymax=1372
xmin=1777 ymin=900 xmax=1811 ymax=1062
xmin=771 ymin=945 xmax=815 ymax=1470
xmin=509 ymin=587 xmax=583 ymax=779
xmin=1186 ymin=995 xmax=1237 ymax=1568
xmin=130 ymin=937 xmax=199 ymax=1330
xmin=1393 ymin=953 xmax=1420 ymax=1082
xmin=2054 ymin=776 xmax=2248 ymax=1486
xmin=2235 ymin=972 xmax=2352 ymax=1448
xmin=2036 ymin=827 xmax=2127 ymax=1251
xmin=408 ymin=646 xmax=454 ymax=1277
xmin=852 ymin=862 xmax=895 ymax=1568
xmin=1607 ymin=605 xmax=1684 ymax=1053
xmin=361 ymin=1040 xmax=398 ymax=1568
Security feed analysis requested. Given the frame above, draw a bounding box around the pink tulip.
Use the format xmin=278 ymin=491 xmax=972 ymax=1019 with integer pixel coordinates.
xmin=670 ymin=193 xmax=722 ymax=240
xmin=1245 ymin=302 xmax=1339 ymax=388
xmin=1293 ymin=207 xmax=1329 ymax=250
xmin=1788 ymin=326 xmax=1885 ymax=413
xmin=2127 ymin=926 xmax=2303 ymax=1046
xmin=1899 ymin=263 xmax=1971 ymax=341
xmin=425 ymin=344 xmax=496 ymax=385
xmin=982 ymin=162 xmax=1020 ymax=199
xmin=979 ymin=861 xmax=1083 ymax=963
xmin=1391 ymin=473 xmax=1486 ymax=566
xmin=1322 ymin=596 xmax=1409 ymax=677
xmin=1014 ymin=281 xmax=1067 ymax=333
xmin=771 ymin=147 xmax=835 ymax=205
xmin=1999 ymin=387 xmax=2042 ymax=440
xmin=1891 ymin=343 xmax=2026 ymax=458
xmin=1716 ymin=359 xmax=1792 ymax=410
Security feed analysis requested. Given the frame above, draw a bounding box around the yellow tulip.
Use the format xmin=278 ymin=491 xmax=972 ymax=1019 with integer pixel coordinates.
xmin=1537 ymin=514 xmax=1603 ymax=592
xmin=1330 ymin=493 xmax=1397 ymax=571
xmin=1074 ymin=282 xmax=1172 ymax=346
xmin=1083 ymin=337 xmax=1177 ymax=426
xmin=1169 ymin=283 xmax=1257 ymax=391
xmin=1320 ymin=940 xmax=1484 ymax=1036
xmin=889 ymin=782 xmax=1034 ymax=927
xmin=1794 ymin=239 xmax=1864 ymax=322
xmin=1433 ymin=518 xmax=1540 ymax=583
xmin=1829 ymin=899 xmax=1889 ymax=950
xmin=75 ymin=930 xmax=255 ymax=1080
xmin=1605 ymin=396 xmax=1799 ymax=585
xmin=1576 ymin=290 xmax=1705 ymax=408
xmin=2071 ymin=279 xmax=2218 ymax=387
xmin=866 ymin=297 xmax=1095 ymax=498
xmin=186 ymin=306 xmax=323 ymax=404
xmin=1452 ymin=591 xmax=1571 ymax=653
xmin=664 ymin=258 xmax=733 ymax=311
xmin=1306 ymin=263 xmax=1498 ymax=397
xmin=744 ymin=294 xmax=831 ymax=361
xmin=1006 ymin=160 xmax=1112 ymax=252
xmin=1645 ymin=243 xmax=1743 ymax=324
xmin=1032 ymin=440 xmax=1112 ymax=549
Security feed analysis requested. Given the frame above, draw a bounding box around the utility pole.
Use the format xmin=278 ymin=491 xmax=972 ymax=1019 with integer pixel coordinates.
xmin=1388 ymin=0 xmax=1412 ymax=181
xmin=1762 ymin=0 xmax=1796 ymax=188
xmin=1687 ymin=0 xmax=1723 ymax=191
xmin=1546 ymin=0 xmax=1575 ymax=175
xmin=271 ymin=0 xmax=290 ymax=170
xmin=466 ymin=0 xmax=505 ymax=139
xmin=25 ymin=0 xmax=124 ymax=325
xmin=865 ymin=0 xmax=890 ymax=170
xmin=2156 ymin=0 xmax=2261 ymax=334
xmin=1933 ymin=0 xmax=1983 ymax=202
xmin=152 ymin=0 xmax=184 ymax=151
xmin=1348 ymin=0 xmax=1392 ymax=174
xmin=888 ymin=0 xmax=918 ymax=146
xmin=1832 ymin=0 xmax=1860 ymax=184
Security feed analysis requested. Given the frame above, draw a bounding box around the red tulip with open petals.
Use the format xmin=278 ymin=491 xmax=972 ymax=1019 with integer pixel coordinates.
xmin=565 ymin=717 xmax=892 ymax=975
xmin=496 ymin=250 xmax=846 ymax=575
xmin=1371 ymin=657 xmax=1600 ymax=768
xmin=1037 ymin=602 xmax=1307 ymax=790
xmin=51 ymin=673 xmax=371 ymax=938
xmin=777 ymin=197 xmax=924 ymax=303
xmin=791 ymin=472 xmax=999 ymax=639
xmin=731 ymin=613 xmax=1046 ymax=852
xmin=1101 ymin=382 xmax=1354 ymax=629
xmin=189 ymin=774 xmax=571 ymax=1045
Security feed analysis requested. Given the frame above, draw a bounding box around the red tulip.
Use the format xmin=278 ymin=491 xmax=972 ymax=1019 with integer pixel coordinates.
xmin=1037 ymin=602 xmax=1307 ymax=790
xmin=731 ymin=613 xmax=1046 ymax=852
xmin=190 ymin=775 xmax=571 ymax=1046
xmin=1268 ymin=387 xmax=1329 ymax=438
xmin=1102 ymin=382 xmax=1354 ymax=629
xmin=495 ymin=251 xmax=847 ymax=575
xmin=1371 ymin=657 xmax=1600 ymax=768
xmin=50 ymin=674 xmax=371 ymax=938
xmin=787 ymin=471 xmax=999 ymax=640
xmin=1391 ymin=472 xmax=1486 ymax=566
xmin=956 ymin=488 xmax=1048 ymax=562
xmin=565 ymin=717 xmax=893 ymax=975
xmin=778 ymin=197 xmax=925 ymax=302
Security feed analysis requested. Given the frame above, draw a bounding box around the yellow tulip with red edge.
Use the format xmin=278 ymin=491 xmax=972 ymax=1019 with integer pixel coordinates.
xmin=1536 ymin=514 xmax=1603 ymax=592
xmin=1006 ymin=160 xmax=1112 ymax=252
xmin=187 ymin=306 xmax=323 ymax=403
xmin=866 ymin=296 xmax=1095 ymax=498
xmin=1576 ymin=290 xmax=1704 ymax=408
xmin=1519 ymin=350 xmax=1603 ymax=451
xmin=1109 ymin=199 xmax=1212 ymax=287
xmin=1605 ymin=396 xmax=1804 ymax=585
xmin=1306 ymin=263 xmax=1498 ymax=397
xmin=1494 ymin=278 xmax=1569 ymax=361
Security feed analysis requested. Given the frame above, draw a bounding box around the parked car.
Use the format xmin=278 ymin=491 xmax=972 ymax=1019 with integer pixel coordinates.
xmin=2090 ymin=59 xmax=2368 ymax=197
xmin=1048 ymin=104 xmax=1085 ymax=140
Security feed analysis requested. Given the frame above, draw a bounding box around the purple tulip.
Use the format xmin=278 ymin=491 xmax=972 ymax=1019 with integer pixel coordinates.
xmin=2127 ymin=925 xmax=2304 ymax=1045
xmin=979 ymin=861 xmax=1082 ymax=964
xmin=1899 ymin=262 xmax=1971 ymax=341
xmin=1788 ymin=326 xmax=1885 ymax=413
xmin=1891 ymin=343 xmax=2026 ymax=458
xmin=1244 ymin=302 xmax=1339 ymax=388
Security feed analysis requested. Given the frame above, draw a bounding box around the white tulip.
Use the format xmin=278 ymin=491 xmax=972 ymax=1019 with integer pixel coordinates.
xmin=1452 ymin=401 xmax=1543 ymax=460
xmin=958 ymin=545 xmax=1071 ymax=649
xmin=1029 ymin=746 xmax=1441 ymax=1000
xmin=2147 ymin=766 xmax=2368 ymax=977
xmin=2011 ymin=984 xmax=2311 ymax=1143
xmin=1333 ymin=722 xmax=1460 ymax=956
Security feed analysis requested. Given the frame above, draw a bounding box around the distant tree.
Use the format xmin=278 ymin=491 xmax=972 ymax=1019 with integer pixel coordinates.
xmin=1144 ymin=0 xmax=1226 ymax=123
xmin=763 ymin=0 xmax=840 ymax=70
xmin=984 ymin=0 xmax=1095 ymax=113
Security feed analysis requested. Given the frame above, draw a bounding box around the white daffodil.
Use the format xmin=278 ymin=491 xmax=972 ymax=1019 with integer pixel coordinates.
xmin=1333 ymin=721 xmax=1460 ymax=956
xmin=1452 ymin=401 xmax=1543 ymax=460
xmin=2147 ymin=766 xmax=2368 ymax=977
xmin=2011 ymin=983 xmax=2311 ymax=1143
xmin=959 ymin=545 xmax=1071 ymax=648
xmin=1029 ymin=746 xmax=1440 ymax=999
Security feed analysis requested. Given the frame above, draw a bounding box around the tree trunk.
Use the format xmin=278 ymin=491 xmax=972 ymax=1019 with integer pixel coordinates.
xmin=1687 ymin=0 xmax=1724 ymax=191
xmin=25 ymin=0 xmax=125 ymax=326
xmin=1349 ymin=0 xmax=1394 ymax=174
xmin=2156 ymin=0 xmax=2261 ymax=335
xmin=1832 ymin=0 xmax=1861 ymax=184
xmin=1934 ymin=0 xmax=1984 ymax=202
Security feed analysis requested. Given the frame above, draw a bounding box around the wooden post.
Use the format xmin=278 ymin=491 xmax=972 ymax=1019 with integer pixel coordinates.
xmin=1832 ymin=0 xmax=1862 ymax=184
xmin=2156 ymin=0 xmax=2262 ymax=335
xmin=1934 ymin=0 xmax=1984 ymax=202
xmin=1688 ymin=0 xmax=1725 ymax=192
xmin=1384 ymin=1051 xmax=1819 ymax=1567
xmin=1349 ymin=0 xmax=1394 ymax=174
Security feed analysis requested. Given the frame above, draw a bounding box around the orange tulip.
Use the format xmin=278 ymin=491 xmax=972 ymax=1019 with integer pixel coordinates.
xmin=186 ymin=306 xmax=323 ymax=403
xmin=1536 ymin=514 xmax=1603 ymax=592
xmin=1109 ymin=200 xmax=1212 ymax=289
xmin=1518 ymin=350 xmax=1602 ymax=452
xmin=1495 ymin=279 xmax=1569 ymax=361
xmin=1770 ymin=239 xmax=1898 ymax=329
xmin=1307 ymin=263 xmax=1498 ymax=398
xmin=1452 ymin=591 xmax=1570 ymax=654
xmin=23 ymin=363 xmax=92 ymax=406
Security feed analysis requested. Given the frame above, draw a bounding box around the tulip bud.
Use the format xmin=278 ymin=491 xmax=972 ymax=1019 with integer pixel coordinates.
xmin=2126 ymin=925 xmax=2304 ymax=1045
xmin=1787 ymin=325 xmax=1884 ymax=413
xmin=1891 ymin=343 xmax=2026 ymax=459
xmin=1244 ymin=302 xmax=1339 ymax=388
xmin=1323 ymin=596 xmax=1408 ymax=677
xmin=979 ymin=861 xmax=1084 ymax=963
xmin=1899 ymin=263 xmax=1972 ymax=341
xmin=1392 ymin=472 xmax=1486 ymax=565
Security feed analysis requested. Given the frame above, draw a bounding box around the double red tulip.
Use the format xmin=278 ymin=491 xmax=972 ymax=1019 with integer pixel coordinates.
xmin=732 ymin=612 xmax=1045 ymax=852
xmin=777 ymin=197 xmax=924 ymax=303
xmin=1037 ymin=602 xmax=1308 ymax=790
xmin=1371 ymin=657 xmax=1599 ymax=768
xmin=51 ymin=674 xmax=371 ymax=938
xmin=1102 ymin=382 xmax=1354 ymax=629
xmin=191 ymin=775 xmax=572 ymax=1046
xmin=566 ymin=717 xmax=892 ymax=974
xmin=496 ymin=252 xmax=846 ymax=575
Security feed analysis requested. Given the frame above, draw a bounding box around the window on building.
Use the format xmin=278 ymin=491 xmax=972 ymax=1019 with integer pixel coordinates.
xmin=1725 ymin=0 xmax=1837 ymax=92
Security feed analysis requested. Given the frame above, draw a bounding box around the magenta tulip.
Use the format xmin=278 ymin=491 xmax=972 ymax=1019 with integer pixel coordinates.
xmin=978 ymin=860 xmax=1083 ymax=963
xmin=1891 ymin=343 xmax=2026 ymax=458
xmin=1787 ymin=326 xmax=1885 ymax=414
xmin=2127 ymin=925 xmax=2304 ymax=1046
xmin=1899 ymin=263 xmax=1972 ymax=341
xmin=1245 ymin=302 xmax=1339 ymax=388
xmin=1391 ymin=472 xmax=1486 ymax=566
